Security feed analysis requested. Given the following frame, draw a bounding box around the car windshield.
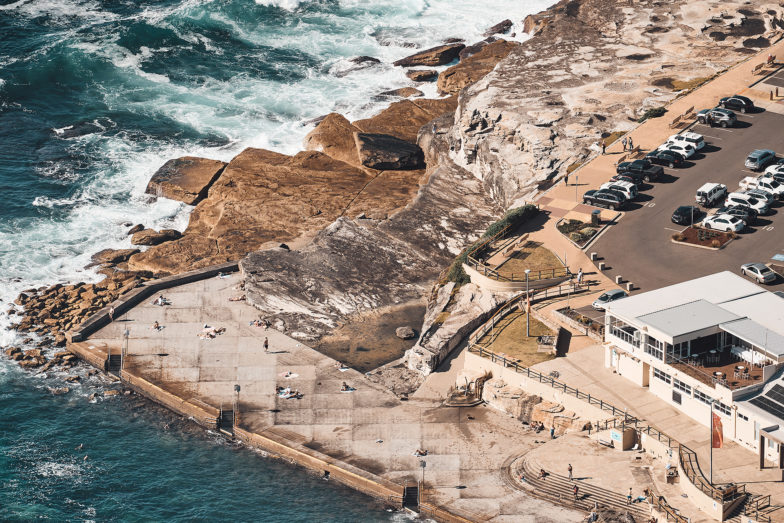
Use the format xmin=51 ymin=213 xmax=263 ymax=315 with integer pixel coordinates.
xmin=760 ymin=267 xmax=773 ymax=274
xmin=747 ymin=197 xmax=760 ymax=205
xmin=598 ymin=293 xmax=611 ymax=301
xmin=769 ymin=180 xmax=780 ymax=188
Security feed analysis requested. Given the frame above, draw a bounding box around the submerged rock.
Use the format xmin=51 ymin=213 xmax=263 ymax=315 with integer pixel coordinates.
xmin=395 ymin=326 xmax=416 ymax=339
xmin=377 ymin=87 xmax=424 ymax=98
xmin=406 ymin=69 xmax=438 ymax=82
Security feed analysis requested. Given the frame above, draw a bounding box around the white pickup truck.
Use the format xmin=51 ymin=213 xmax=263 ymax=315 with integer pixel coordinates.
xmin=738 ymin=176 xmax=784 ymax=199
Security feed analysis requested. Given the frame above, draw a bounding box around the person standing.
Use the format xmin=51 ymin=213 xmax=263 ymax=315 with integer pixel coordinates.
xmin=564 ymin=172 xmax=569 ymax=186
xmin=573 ymin=484 xmax=580 ymax=500
xmin=108 ymin=306 xmax=115 ymax=322
xmin=601 ymin=140 xmax=606 ymax=154
xmin=568 ymin=463 xmax=573 ymax=481
xmin=628 ymin=136 xmax=634 ymax=150
xmin=627 ymin=488 xmax=633 ymax=505
xmin=263 ymin=336 xmax=269 ymax=353
xmin=621 ymin=137 xmax=627 ymax=151
xmin=577 ymin=268 xmax=584 ymax=285
xmin=550 ymin=426 xmax=555 ymax=439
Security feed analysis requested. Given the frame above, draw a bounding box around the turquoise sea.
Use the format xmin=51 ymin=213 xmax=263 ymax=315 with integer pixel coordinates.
xmin=0 ymin=0 xmax=552 ymax=519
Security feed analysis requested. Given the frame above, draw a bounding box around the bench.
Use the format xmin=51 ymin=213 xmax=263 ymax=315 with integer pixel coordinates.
xmin=753 ymin=62 xmax=766 ymax=75
xmin=668 ymin=115 xmax=682 ymax=129
xmin=598 ymin=438 xmax=615 ymax=448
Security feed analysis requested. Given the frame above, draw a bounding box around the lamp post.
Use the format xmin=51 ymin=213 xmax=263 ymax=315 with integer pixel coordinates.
xmin=234 ymin=384 xmax=241 ymax=428
xmin=419 ymin=460 xmax=426 ymax=504
xmin=121 ymin=327 xmax=130 ymax=376
xmin=525 ymin=269 xmax=531 ymax=337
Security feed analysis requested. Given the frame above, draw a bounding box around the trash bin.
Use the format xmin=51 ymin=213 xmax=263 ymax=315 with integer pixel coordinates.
xmin=591 ymin=209 xmax=601 ymax=226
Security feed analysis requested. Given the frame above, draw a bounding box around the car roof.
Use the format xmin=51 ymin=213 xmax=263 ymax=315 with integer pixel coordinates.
xmin=743 ymin=262 xmax=769 ymax=271
xmin=697 ymin=182 xmax=723 ymax=191
xmin=748 ymin=149 xmax=775 ymax=158
xmin=680 ymin=132 xmax=703 ymax=140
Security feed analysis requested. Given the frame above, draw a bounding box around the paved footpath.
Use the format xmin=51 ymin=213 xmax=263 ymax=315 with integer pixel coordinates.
xmin=80 ymin=273 xmax=581 ymax=522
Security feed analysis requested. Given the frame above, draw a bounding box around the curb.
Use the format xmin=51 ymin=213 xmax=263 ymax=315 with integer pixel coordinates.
xmin=669 ymin=236 xmax=734 ymax=251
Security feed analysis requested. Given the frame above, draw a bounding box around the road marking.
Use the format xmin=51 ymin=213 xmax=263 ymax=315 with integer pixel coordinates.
xmin=664 ymin=227 xmax=686 ymax=232
xmin=764 ymin=226 xmax=775 ymax=231
xmin=647 ymin=202 xmax=656 ymax=207
xmin=699 ymin=134 xmax=724 ymax=140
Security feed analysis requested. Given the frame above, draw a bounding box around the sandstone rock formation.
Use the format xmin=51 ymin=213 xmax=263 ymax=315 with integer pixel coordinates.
xmin=145 ymin=156 xmax=226 ymax=205
xmin=90 ymin=248 xmax=140 ymax=266
xmin=393 ymin=43 xmax=465 ymax=67
xmin=354 ymin=133 xmax=425 ymax=170
xmin=483 ymin=19 xmax=513 ymax=37
xmin=131 ymin=229 xmax=182 ymax=246
xmin=450 ymin=0 xmax=784 ymax=206
xmin=395 ymin=326 xmax=416 ymax=339
xmin=302 ymin=113 xmax=362 ymax=166
xmin=406 ymin=70 xmax=438 ymax=82
xmin=438 ymin=40 xmax=519 ymax=95
xmin=377 ymin=87 xmax=424 ymax=98
xmin=352 ymin=97 xmax=457 ymax=144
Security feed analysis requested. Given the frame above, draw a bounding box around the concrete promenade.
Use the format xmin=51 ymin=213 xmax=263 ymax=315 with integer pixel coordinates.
xmin=76 ymin=273 xmax=581 ymax=522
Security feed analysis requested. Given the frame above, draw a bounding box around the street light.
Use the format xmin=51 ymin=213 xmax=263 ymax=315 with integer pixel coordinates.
xmin=525 ymin=269 xmax=531 ymax=337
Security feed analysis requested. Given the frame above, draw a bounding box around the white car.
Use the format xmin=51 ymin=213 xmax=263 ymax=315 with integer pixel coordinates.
xmin=738 ymin=176 xmax=784 ymax=199
xmin=658 ymin=141 xmax=695 ymax=159
xmin=701 ymin=214 xmax=745 ymax=232
xmin=764 ymin=163 xmax=784 ymax=176
xmin=600 ymin=181 xmax=637 ymax=200
xmin=745 ymin=188 xmax=775 ymax=205
xmin=726 ymin=192 xmax=769 ymax=214
xmin=668 ymin=132 xmax=705 ymax=151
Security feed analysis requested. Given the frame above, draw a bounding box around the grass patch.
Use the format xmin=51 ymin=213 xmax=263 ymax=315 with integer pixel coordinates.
xmin=601 ymin=130 xmax=626 ymax=146
xmin=496 ymin=242 xmax=563 ymax=280
xmin=638 ymin=106 xmax=667 ymax=123
xmin=566 ymin=161 xmax=583 ymax=174
xmin=670 ymin=76 xmax=710 ymax=91
xmin=476 ymin=310 xmax=555 ymax=366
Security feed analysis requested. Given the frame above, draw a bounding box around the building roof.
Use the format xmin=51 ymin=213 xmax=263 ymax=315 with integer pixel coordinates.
xmin=720 ymin=318 xmax=784 ymax=358
xmin=605 ymin=271 xmax=764 ymax=320
xmin=637 ymin=299 xmax=741 ymax=339
xmin=719 ymin=292 xmax=784 ymax=335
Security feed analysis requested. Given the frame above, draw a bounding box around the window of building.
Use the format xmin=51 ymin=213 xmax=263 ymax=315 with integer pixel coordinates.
xmin=674 ymin=378 xmax=691 ymax=395
xmin=738 ymin=412 xmax=748 ymax=422
xmin=715 ymin=402 xmax=731 ymax=416
xmin=694 ymin=389 xmax=712 ymax=405
xmin=653 ymin=368 xmax=671 ymax=384
xmin=645 ymin=337 xmax=664 ymax=360
xmin=673 ymin=391 xmax=682 ymax=405
xmin=608 ymin=316 xmax=640 ymax=348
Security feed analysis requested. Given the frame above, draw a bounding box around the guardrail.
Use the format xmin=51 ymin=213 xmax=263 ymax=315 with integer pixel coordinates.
xmin=744 ymin=495 xmax=772 ymax=522
xmin=657 ymin=495 xmax=689 ymax=523
xmin=678 ymin=446 xmax=745 ymax=504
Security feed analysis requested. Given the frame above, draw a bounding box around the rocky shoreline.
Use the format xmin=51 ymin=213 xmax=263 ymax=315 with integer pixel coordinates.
xmin=7 ymin=0 xmax=784 ymax=378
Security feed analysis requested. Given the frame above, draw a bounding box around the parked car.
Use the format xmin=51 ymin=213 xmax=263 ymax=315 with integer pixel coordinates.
xmin=715 ymin=205 xmax=755 ymax=225
xmin=646 ymin=149 xmax=684 ymax=168
xmin=658 ymin=141 xmax=695 ymax=159
xmin=745 ymin=149 xmax=776 ymax=171
xmin=726 ymin=192 xmax=769 ymax=214
xmin=764 ymin=164 xmax=784 ymax=177
xmin=695 ymin=182 xmax=727 ymax=207
xmin=583 ymin=190 xmax=625 ymax=210
xmin=740 ymin=263 xmax=777 ymax=284
xmin=671 ymin=205 xmax=704 ymax=225
xmin=739 ymin=176 xmax=784 ymax=199
xmin=600 ymin=181 xmax=638 ymax=200
xmin=696 ymin=108 xmax=737 ymax=127
xmin=745 ymin=188 xmax=776 ymax=206
xmin=719 ymin=95 xmax=755 ymax=113
xmin=616 ymin=159 xmax=663 ymax=182
xmin=609 ymin=173 xmax=638 ymax=186
xmin=761 ymin=170 xmax=784 ymax=185
xmin=668 ymin=132 xmax=706 ymax=151
xmin=701 ymin=214 xmax=745 ymax=232
xmin=592 ymin=289 xmax=628 ymax=311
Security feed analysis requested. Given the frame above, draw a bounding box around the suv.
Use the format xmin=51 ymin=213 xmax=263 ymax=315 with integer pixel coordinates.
xmin=696 ymin=108 xmax=736 ymax=127
xmin=583 ymin=190 xmax=625 ymax=210
xmin=726 ymin=192 xmax=769 ymax=214
xmin=668 ymin=132 xmax=705 ymax=151
xmin=745 ymin=149 xmax=776 ymax=171
xmin=739 ymin=176 xmax=784 ymax=199
xmin=646 ymin=149 xmax=684 ymax=168
xmin=615 ymin=159 xmax=663 ymax=182
xmin=658 ymin=141 xmax=695 ymax=159
xmin=600 ymin=181 xmax=637 ymax=200
xmin=695 ymin=182 xmax=727 ymax=207
xmin=719 ymin=95 xmax=754 ymax=113
xmin=715 ymin=204 xmax=756 ymax=225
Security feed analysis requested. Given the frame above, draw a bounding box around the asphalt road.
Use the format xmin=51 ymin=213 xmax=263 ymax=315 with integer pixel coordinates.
xmin=591 ymin=108 xmax=784 ymax=293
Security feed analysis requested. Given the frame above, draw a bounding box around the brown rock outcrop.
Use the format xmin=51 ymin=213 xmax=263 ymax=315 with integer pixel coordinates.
xmin=377 ymin=87 xmax=424 ymax=98
xmin=131 ymin=229 xmax=182 ymax=246
xmin=437 ymin=40 xmax=519 ymax=95
xmin=353 ymin=133 xmax=425 ymax=170
xmin=483 ymin=19 xmax=513 ymax=37
xmin=302 ymin=113 xmax=362 ymax=166
xmin=406 ymin=70 xmax=438 ymax=82
xmin=353 ymin=97 xmax=457 ymax=144
xmin=145 ymin=156 xmax=227 ymax=205
xmin=90 ymin=248 xmax=140 ymax=266
xmin=393 ymin=43 xmax=465 ymax=67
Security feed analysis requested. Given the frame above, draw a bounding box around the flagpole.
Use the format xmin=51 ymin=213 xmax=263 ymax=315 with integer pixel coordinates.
xmin=710 ymin=401 xmax=714 ymax=485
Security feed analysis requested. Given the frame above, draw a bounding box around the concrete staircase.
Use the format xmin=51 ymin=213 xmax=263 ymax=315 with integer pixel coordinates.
xmin=517 ymin=455 xmax=651 ymax=520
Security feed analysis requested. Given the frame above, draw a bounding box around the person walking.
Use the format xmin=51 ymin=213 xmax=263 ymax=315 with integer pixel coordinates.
xmin=108 ymin=306 xmax=115 ymax=322
xmin=564 ymin=172 xmax=569 ymax=186
xmin=577 ymin=268 xmax=584 ymax=285
xmin=263 ymin=336 xmax=269 ymax=353
xmin=550 ymin=426 xmax=555 ymax=439
xmin=627 ymin=487 xmax=633 ymax=505
xmin=568 ymin=463 xmax=573 ymax=481
xmin=621 ymin=137 xmax=627 ymax=151
xmin=601 ymin=140 xmax=606 ymax=155
xmin=573 ymin=484 xmax=580 ymax=501
xmin=628 ymin=136 xmax=634 ymax=150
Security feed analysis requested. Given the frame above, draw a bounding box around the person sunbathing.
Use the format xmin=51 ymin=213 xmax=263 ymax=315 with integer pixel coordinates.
xmin=228 ymin=294 xmax=246 ymax=302
xmin=150 ymin=321 xmax=161 ymax=331
xmin=414 ymin=449 xmax=428 ymax=457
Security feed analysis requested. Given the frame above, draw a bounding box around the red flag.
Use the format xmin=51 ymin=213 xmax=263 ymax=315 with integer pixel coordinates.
xmin=527 ymin=292 xmax=531 ymax=314
xmin=712 ymin=412 xmax=723 ymax=449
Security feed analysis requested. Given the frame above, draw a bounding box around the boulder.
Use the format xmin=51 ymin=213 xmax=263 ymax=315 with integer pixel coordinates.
xmin=90 ymin=248 xmax=140 ymax=266
xmin=459 ymin=38 xmax=494 ymax=60
xmin=406 ymin=70 xmax=438 ymax=82
xmin=353 ymin=97 xmax=457 ymax=144
xmin=438 ymin=39 xmax=519 ymax=95
xmin=393 ymin=43 xmax=465 ymax=67
xmin=377 ymin=87 xmax=424 ymax=98
xmin=303 ymin=113 xmax=362 ymax=166
xmin=484 ymin=19 xmax=513 ymax=37
xmin=131 ymin=229 xmax=182 ymax=246
xmin=127 ymin=224 xmax=144 ymax=235
xmin=53 ymin=333 xmax=67 ymax=347
xmin=145 ymin=156 xmax=227 ymax=205
xmin=353 ymin=133 xmax=425 ymax=170
xmin=395 ymin=326 xmax=416 ymax=339
xmin=350 ymin=56 xmax=380 ymax=65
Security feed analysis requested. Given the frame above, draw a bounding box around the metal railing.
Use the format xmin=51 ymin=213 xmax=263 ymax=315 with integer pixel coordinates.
xmin=657 ymin=496 xmax=689 ymax=523
xmin=678 ymin=446 xmax=745 ymax=503
xmin=744 ymin=495 xmax=772 ymax=522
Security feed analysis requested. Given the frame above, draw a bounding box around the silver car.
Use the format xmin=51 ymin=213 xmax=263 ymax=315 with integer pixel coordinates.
xmin=592 ymin=289 xmax=629 ymax=310
xmin=741 ymin=263 xmax=777 ymax=284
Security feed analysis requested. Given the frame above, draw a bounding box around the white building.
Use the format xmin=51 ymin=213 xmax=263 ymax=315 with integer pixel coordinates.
xmin=603 ymin=271 xmax=784 ymax=468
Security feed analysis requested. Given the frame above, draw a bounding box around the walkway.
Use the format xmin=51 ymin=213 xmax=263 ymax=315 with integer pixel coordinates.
xmin=76 ymin=273 xmax=581 ymax=522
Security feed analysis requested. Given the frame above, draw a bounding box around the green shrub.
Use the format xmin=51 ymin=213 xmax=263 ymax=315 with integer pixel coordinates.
xmin=638 ymin=106 xmax=667 ymax=123
xmin=445 ymin=241 xmax=480 ymax=284
xmin=579 ymin=227 xmax=597 ymax=238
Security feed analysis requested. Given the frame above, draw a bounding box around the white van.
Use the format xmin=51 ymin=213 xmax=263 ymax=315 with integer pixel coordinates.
xmin=669 ymin=132 xmax=705 ymax=151
xmin=600 ymin=180 xmax=638 ymax=200
xmin=695 ymin=183 xmax=727 ymax=207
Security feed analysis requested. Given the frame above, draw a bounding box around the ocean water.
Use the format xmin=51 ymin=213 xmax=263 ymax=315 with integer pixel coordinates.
xmin=0 ymin=0 xmax=553 ymax=519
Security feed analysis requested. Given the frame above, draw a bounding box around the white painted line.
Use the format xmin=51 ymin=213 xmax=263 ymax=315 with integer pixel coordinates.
xmin=664 ymin=227 xmax=686 ymax=232
xmin=764 ymin=226 xmax=775 ymax=231
xmin=647 ymin=202 xmax=656 ymax=207
xmin=699 ymin=134 xmax=724 ymax=140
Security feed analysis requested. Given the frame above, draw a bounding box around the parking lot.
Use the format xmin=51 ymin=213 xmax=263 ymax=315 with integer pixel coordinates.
xmin=591 ymin=106 xmax=784 ymax=293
